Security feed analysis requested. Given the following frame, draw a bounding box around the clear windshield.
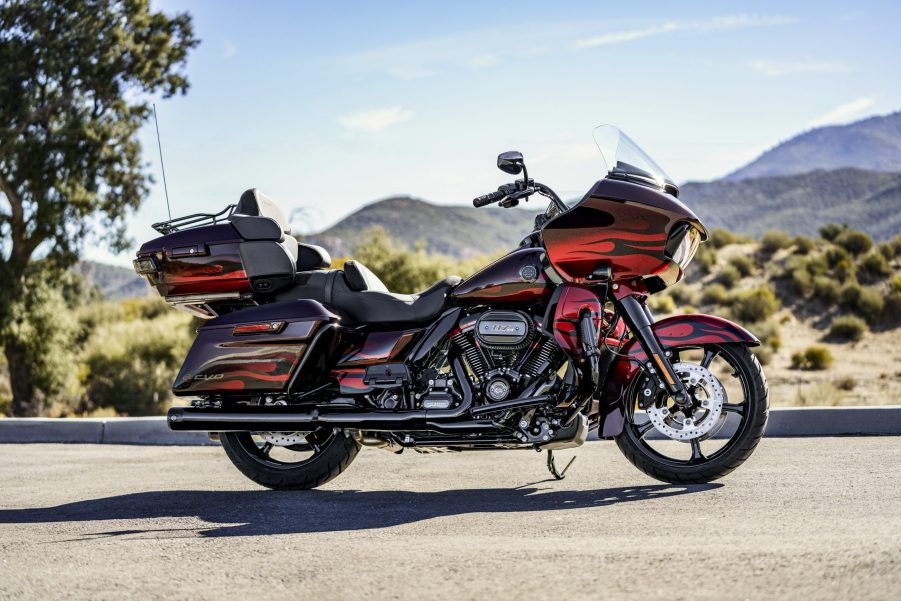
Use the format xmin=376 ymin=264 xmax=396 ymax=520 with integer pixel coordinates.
xmin=593 ymin=125 xmax=674 ymax=191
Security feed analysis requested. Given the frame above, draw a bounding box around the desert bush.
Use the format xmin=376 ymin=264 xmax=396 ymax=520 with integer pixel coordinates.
xmin=730 ymin=286 xmax=780 ymax=323
xmin=759 ymin=230 xmax=792 ymax=254
xmin=811 ymin=276 xmax=841 ymax=304
xmin=81 ymin=312 xmax=194 ymax=415
xmin=749 ymin=319 xmax=782 ymax=351
xmin=828 ymin=315 xmax=867 ymax=341
xmin=825 ymin=246 xmax=851 ymax=268
xmin=708 ymin=228 xmax=750 ymax=249
xmin=714 ymin=264 xmax=741 ymax=287
xmin=876 ymin=242 xmax=895 ymax=261
xmin=790 ymin=346 xmax=834 ymax=370
xmin=839 ymin=281 xmax=862 ymax=308
xmin=834 ymin=376 xmax=857 ymax=391
xmin=649 ymin=294 xmax=676 ymax=314
xmin=892 ymin=275 xmax=901 ymax=294
xmin=819 ymin=223 xmax=846 ymax=242
xmin=694 ymin=245 xmax=717 ymax=273
xmin=884 ymin=291 xmax=901 ymax=322
xmin=701 ymin=283 xmax=728 ymax=305
xmin=890 ymin=234 xmax=901 ymax=258
xmin=668 ymin=285 xmax=699 ymax=306
xmin=752 ymin=345 xmax=773 ymax=366
xmin=859 ymin=252 xmax=891 ymax=278
xmin=789 ymin=268 xmax=813 ymax=296
xmin=796 ymin=381 xmax=844 ymax=406
xmin=855 ymin=286 xmax=885 ymax=321
xmin=792 ymin=235 xmax=816 ymax=255
xmin=834 ymin=229 xmax=873 ymax=256
xmin=728 ymin=254 xmax=755 ymax=277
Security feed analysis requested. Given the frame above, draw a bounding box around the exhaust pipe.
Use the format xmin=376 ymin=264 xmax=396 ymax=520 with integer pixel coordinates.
xmin=168 ymin=357 xmax=493 ymax=433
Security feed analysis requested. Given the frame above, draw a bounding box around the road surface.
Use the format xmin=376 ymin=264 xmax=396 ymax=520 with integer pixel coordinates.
xmin=0 ymin=438 xmax=898 ymax=600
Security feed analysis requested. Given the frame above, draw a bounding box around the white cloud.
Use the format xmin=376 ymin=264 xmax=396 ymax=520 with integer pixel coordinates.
xmin=337 ymin=107 xmax=415 ymax=134
xmin=808 ymin=97 xmax=876 ymax=128
xmin=575 ymin=13 xmax=796 ymax=48
xmin=750 ymin=59 xmax=851 ymax=77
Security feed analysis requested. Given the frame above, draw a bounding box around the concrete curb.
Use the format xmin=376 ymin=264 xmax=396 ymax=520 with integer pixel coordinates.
xmin=0 ymin=406 xmax=899 ymax=445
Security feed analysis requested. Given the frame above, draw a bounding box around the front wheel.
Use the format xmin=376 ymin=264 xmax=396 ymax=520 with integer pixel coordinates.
xmin=220 ymin=428 xmax=361 ymax=490
xmin=615 ymin=343 xmax=768 ymax=484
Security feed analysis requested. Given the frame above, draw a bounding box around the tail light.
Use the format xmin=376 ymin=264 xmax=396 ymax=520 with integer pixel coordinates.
xmin=233 ymin=321 xmax=287 ymax=336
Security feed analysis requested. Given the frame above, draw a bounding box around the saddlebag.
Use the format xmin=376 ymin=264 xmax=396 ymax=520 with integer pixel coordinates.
xmin=172 ymin=299 xmax=339 ymax=396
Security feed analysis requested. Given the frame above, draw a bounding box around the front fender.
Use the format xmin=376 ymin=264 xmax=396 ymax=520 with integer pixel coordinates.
xmin=597 ymin=314 xmax=759 ymax=438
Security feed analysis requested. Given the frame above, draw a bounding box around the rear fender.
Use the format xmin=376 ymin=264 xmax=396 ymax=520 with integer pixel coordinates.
xmin=598 ymin=314 xmax=759 ymax=438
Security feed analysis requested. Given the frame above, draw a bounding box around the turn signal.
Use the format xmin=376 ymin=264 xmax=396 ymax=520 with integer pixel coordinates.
xmin=233 ymin=321 xmax=286 ymax=336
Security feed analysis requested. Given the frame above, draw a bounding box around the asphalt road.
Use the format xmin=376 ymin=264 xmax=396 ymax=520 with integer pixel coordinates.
xmin=0 ymin=438 xmax=898 ymax=601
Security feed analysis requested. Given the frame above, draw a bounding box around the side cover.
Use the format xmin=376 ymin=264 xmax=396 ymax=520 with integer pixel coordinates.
xmin=173 ymin=299 xmax=338 ymax=396
xmin=597 ymin=313 xmax=759 ymax=438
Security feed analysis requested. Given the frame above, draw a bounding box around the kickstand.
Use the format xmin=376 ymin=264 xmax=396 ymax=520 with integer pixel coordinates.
xmin=546 ymin=450 xmax=577 ymax=480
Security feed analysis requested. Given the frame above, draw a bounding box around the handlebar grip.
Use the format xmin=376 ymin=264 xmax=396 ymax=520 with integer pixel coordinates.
xmin=472 ymin=189 xmax=507 ymax=207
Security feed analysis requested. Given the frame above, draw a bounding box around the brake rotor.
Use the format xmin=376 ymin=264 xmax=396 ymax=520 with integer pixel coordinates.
xmin=646 ymin=362 xmax=726 ymax=442
xmin=258 ymin=432 xmax=307 ymax=446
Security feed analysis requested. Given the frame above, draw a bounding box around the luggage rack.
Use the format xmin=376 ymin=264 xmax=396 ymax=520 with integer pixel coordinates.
xmin=152 ymin=204 xmax=237 ymax=235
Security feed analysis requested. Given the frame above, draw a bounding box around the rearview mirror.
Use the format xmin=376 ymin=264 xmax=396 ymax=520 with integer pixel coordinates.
xmin=497 ymin=151 xmax=524 ymax=175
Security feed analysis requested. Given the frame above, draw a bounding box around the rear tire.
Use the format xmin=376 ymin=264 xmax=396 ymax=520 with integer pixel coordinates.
xmin=615 ymin=343 xmax=768 ymax=484
xmin=220 ymin=429 xmax=361 ymax=490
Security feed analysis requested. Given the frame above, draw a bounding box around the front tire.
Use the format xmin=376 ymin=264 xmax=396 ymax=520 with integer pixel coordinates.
xmin=615 ymin=343 xmax=768 ymax=484
xmin=220 ymin=428 xmax=361 ymax=490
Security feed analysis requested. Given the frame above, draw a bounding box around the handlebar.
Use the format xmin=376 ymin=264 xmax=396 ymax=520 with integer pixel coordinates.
xmin=472 ymin=189 xmax=508 ymax=208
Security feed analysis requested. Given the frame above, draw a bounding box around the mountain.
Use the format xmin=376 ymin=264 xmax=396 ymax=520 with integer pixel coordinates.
xmin=75 ymin=261 xmax=150 ymax=300
xmin=681 ymin=168 xmax=901 ymax=240
xmin=726 ymin=111 xmax=901 ymax=180
xmin=304 ymin=196 xmax=541 ymax=258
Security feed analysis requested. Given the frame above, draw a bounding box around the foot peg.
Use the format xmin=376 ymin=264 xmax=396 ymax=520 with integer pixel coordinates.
xmin=546 ymin=450 xmax=576 ymax=480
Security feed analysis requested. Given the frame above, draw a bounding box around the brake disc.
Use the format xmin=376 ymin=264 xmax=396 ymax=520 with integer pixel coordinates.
xmin=646 ymin=362 xmax=726 ymax=442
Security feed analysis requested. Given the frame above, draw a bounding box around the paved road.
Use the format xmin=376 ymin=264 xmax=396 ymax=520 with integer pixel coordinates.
xmin=0 ymin=439 xmax=898 ymax=601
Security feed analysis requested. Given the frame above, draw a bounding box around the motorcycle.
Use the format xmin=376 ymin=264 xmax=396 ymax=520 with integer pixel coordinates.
xmin=134 ymin=125 xmax=768 ymax=490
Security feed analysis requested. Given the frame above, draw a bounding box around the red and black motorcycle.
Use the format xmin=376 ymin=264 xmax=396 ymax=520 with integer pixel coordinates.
xmin=135 ymin=125 xmax=767 ymax=489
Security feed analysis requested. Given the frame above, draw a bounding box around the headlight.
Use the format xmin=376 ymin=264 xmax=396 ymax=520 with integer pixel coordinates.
xmin=666 ymin=224 xmax=702 ymax=271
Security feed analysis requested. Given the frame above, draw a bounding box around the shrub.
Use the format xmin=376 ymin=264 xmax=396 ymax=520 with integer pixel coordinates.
xmin=701 ymin=283 xmax=728 ymax=305
xmin=828 ymin=315 xmax=867 ymax=341
xmin=709 ymin=228 xmax=750 ymax=249
xmin=834 ymin=376 xmax=856 ymax=391
xmin=839 ymin=281 xmax=862 ymax=308
xmin=819 ymin=223 xmax=846 ymax=242
xmin=855 ymin=286 xmax=885 ymax=320
xmin=649 ymin=294 xmax=676 ymax=314
xmin=859 ymin=252 xmax=891 ymax=278
xmin=834 ymin=229 xmax=873 ymax=256
xmin=892 ymin=275 xmax=901 ymax=294
xmin=730 ymin=286 xmax=781 ymax=322
xmin=694 ymin=245 xmax=717 ymax=273
xmin=749 ymin=320 xmax=782 ymax=351
xmin=792 ymin=235 xmax=816 ymax=255
xmin=796 ymin=381 xmax=844 ymax=406
xmin=790 ymin=346 xmax=834 ymax=370
xmin=789 ymin=268 xmax=813 ymax=296
xmin=81 ymin=313 xmax=194 ymax=415
xmin=876 ymin=242 xmax=895 ymax=261
xmin=811 ymin=276 xmax=841 ymax=304
xmin=825 ymin=246 xmax=851 ymax=268
xmin=752 ymin=345 xmax=773 ymax=366
xmin=714 ymin=264 xmax=741 ymax=287
xmin=884 ymin=291 xmax=901 ymax=322
xmin=728 ymin=254 xmax=756 ymax=277
xmin=890 ymin=234 xmax=901 ymax=258
xmin=759 ymin=230 xmax=792 ymax=254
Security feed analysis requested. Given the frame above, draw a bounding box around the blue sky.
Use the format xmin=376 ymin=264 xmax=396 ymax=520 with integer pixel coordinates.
xmin=99 ymin=0 xmax=901 ymax=264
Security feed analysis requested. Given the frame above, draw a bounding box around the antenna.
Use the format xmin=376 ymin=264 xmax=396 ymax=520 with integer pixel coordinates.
xmin=152 ymin=103 xmax=172 ymax=220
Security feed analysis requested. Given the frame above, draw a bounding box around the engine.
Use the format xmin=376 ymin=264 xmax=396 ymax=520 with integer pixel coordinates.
xmin=451 ymin=310 xmax=559 ymax=403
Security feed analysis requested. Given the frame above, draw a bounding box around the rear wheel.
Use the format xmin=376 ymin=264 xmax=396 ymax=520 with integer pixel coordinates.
xmin=615 ymin=343 xmax=768 ymax=484
xmin=220 ymin=428 xmax=360 ymax=490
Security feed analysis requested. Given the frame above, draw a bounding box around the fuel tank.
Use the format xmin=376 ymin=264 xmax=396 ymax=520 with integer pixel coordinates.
xmin=452 ymin=247 xmax=554 ymax=304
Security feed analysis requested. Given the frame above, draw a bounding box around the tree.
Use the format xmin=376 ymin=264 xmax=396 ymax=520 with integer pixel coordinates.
xmin=0 ymin=0 xmax=198 ymax=415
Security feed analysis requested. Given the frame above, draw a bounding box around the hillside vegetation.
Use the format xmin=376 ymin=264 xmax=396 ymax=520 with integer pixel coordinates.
xmin=680 ymin=168 xmax=901 ymax=241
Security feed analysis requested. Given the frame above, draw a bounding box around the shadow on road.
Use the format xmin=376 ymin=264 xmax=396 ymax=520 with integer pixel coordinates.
xmin=0 ymin=483 xmax=721 ymax=538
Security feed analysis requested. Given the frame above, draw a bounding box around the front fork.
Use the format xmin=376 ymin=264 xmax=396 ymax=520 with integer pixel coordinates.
xmin=615 ymin=295 xmax=692 ymax=408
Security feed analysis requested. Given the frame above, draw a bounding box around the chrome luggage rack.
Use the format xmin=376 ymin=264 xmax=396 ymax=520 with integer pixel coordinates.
xmin=152 ymin=204 xmax=237 ymax=235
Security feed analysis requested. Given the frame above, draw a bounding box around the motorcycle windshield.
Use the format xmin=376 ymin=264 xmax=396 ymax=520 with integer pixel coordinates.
xmin=593 ymin=125 xmax=677 ymax=194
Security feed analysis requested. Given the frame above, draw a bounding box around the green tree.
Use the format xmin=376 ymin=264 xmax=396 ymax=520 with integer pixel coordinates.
xmin=0 ymin=0 xmax=197 ymax=415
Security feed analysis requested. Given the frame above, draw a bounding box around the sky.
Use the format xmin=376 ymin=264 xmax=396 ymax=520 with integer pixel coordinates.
xmin=94 ymin=0 xmax=901 ymax=264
